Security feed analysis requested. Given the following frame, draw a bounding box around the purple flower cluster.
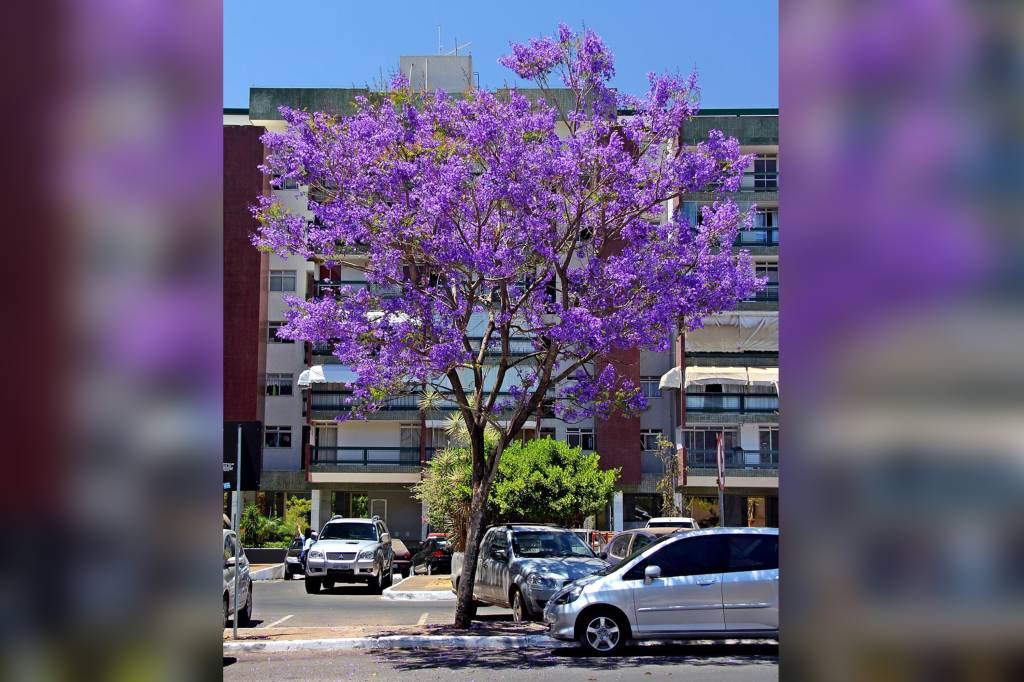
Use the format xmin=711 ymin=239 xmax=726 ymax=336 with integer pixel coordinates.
xmin=251 ymin=24 xmax=763 ymax=427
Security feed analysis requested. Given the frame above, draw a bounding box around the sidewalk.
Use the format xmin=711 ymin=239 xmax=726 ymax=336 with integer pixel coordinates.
xmin=222 ymin=621 xmax=571 ymax=653
xmin=380 ymin=574 xmax=455 ymax=601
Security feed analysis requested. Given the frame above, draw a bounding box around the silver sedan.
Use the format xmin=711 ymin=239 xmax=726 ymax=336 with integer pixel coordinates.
xmin=543 ymin=527 xmax=778 ymax=654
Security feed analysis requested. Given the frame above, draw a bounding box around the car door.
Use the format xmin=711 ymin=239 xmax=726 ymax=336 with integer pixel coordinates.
xmin=629 ymin=532 xmax=656 ymax=556
xmin=377 ymin=521 xmax=392 ymax=569
xmin=628 ymin=535 xmax=727 ymax=634
xmin=493 ymin=531 xmax=512 ymax=606
xmin=721 ymin=533 xmax=779 ymax=630
xmin=223 ymin=534 xmax=235 ymax=609
xmin=474 ymin=529 xmax=496 ymax=602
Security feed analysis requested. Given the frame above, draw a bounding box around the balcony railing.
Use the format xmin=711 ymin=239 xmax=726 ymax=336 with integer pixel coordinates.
xmin=311 ymin=446 xmax=436 ymax=466
xmin=684 ymin=448 xmax=779 ymax=471
xmin=313 ymin=280 xmax=402 ymax=299
xmin=736 ymin=227 xmax=779 ymax=247
xmin=744 ymin=283 xmax=779 ymax=302
xmin=310 ymin=390 xmax=519 ymax=413
xmin=685 ymin=392 xmax=778 ymax=412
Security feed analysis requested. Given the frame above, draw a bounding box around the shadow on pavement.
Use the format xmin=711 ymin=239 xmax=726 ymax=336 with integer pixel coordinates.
xmin=374 ymin=641 xmax=778 ymax=672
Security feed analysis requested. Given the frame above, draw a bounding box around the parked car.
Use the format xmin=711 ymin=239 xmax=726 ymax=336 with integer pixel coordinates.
xmin=284 ymin=537 xmax=304 ymax=579
xmin=645 ymin=517 xmax=699 ymax=530
xmin=223 ymin=529 xmax=253 ymax=626
xmin=451 ymin=524 xmax=608 ymax=623
xmin=572 ymin=529 xmax=614 ymax=555
xmin=412 ymin=537 xmax=453 ymax=575
xmin=544 ymin=527 xmax=779 ymax=654
xmin=304 ymin=516 xmax=394 ymax=594
xmin=601 ymin=527 xmax=681 ymax=565
xmin=391 ymin=539 xmax=412 ymax=578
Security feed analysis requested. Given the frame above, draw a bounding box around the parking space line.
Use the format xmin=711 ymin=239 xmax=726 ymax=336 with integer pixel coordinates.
xmin=263 ymin=614 xmax=294 ymax=629
xmin=416 ymin=612 xmax=428 ymax=626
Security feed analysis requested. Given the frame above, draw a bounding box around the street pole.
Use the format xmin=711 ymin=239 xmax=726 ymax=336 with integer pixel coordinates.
xmin=718 ymin=487 xmax=725 ymax=528
xmin=233 ymin=423 xmax=242 ymax=639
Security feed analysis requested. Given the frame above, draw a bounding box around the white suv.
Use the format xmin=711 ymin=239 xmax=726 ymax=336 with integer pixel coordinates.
xmin=645 ymin=517 xmax=699 ymax=530
xmin=304 ymin=516 xmax=394 ymax=594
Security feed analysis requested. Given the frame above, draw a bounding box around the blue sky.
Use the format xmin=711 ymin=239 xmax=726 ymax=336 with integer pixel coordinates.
xmin=224 ymin=0 xmax=777 ymax=109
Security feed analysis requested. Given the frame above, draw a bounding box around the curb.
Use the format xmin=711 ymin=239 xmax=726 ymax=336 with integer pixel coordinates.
xmin=224 ymin=634 xmax=576 ymax=653
xmin=380 ymin=575 xmax=455 ymax=601
xmin=251 ymin=564 xmax=285 ymax=581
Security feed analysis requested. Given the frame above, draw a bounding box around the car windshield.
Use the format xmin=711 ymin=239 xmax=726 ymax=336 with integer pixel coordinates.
xmin=595 ymin=533 xmax=676 ymax=575
xmin=511 ymin=530 xmax=594 ymax=558
xmin=654 ymin=521 xmax=693 ymax=529
xmin=319 ymin=522 xmax=377 ymax=541
xmin=289 ymin=538 xmax=303 ymax=550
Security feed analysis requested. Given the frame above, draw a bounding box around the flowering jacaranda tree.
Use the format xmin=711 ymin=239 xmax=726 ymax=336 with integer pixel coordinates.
xmin=253 ymin=24 xmax=762 ymax=627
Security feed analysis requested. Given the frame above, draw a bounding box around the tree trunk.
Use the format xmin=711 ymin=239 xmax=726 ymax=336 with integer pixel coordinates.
xmin=453 ymin=427 xmax=490 ymax=628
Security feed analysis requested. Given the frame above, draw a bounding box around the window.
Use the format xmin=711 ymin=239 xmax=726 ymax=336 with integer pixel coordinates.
xmin=607 ymin=534 xmax=632 ymax=559
xmin=640 ymin=429 xmax=662 ymax=451
xmin=265 ymin=426 xmax=292 ymax=448
xmin=511 ymin=530 xmax=593 ymax=558
xmin=753 ymin=154 xmax=778 ymax=189
xmin=683 ymin=428 xmax=738 ymax=452
xmin=640 ymin=376 xmax=661 ymax=398
xmin=625 ymin=535 xmax=727 ymax=579
xmin=726 ymin=534 xmax=778 ymax=572
xmin=267 ymin=321 xmax=294 ymax=343
xmin=631 ymin=533 xmax=656 ymax=554
xmin=759 ymin=427 xmax=779 ymax=452
xmin=754 ymin=209 xmax=777 ymax=228
xmin=270 ymin=269 xmax=296 ymax=292
xmin=565 ymin=428 xmax=594 ymax=451
xmin=266 ymin=373 xmax=294 ymax=396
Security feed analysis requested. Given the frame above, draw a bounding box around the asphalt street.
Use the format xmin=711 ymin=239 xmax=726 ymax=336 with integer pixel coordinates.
xmin=243 ymin=576 xmax=508 ymax=628
xmin=223 ymin=643 xmax=779 ymax=680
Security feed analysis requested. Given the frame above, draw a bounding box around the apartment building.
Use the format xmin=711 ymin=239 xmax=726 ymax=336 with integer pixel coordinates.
xmin=223 ymin=70 xmax=777 ymax=538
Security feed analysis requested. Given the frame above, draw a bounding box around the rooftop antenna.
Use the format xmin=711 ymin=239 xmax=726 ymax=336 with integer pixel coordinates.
xmin=446 ymin=38 xmax=472 ymax=56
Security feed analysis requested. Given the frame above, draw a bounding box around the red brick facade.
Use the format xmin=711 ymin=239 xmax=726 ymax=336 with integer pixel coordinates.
xmin=224 ymin=125 xmax=269 ymax=422
xmin=594 ymin=347 xmax=642 ymax=485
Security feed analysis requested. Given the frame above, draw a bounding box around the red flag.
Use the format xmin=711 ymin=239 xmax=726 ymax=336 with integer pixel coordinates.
xmin=716 ymin=433 xmax=726 ymax=491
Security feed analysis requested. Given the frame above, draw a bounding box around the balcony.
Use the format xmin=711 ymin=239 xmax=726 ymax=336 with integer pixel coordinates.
xmin=313 ymin=280 xmax=402 ymax=299
xmin=685 ymin=448 xmax=778 ymax=473
xmin=310 ymin=446 xmax=435 ymax=467
xmin=685 ymin=392 xmax=779 ymax=413
xmin=736 ymin=227 xmax=778 ymax=248
xmin=745 ymin=283 xmax=779 ymax=302
xmin=309 ymin=390 xmax=521 ymax=419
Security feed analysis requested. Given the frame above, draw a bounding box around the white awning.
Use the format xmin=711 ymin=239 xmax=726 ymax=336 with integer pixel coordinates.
xmin=746 ymin=367 xmax=780 ymax=387
xmin=657 ymin=365 xmax=780 ymax=390
xmin=297 ymin=364 xmax=358 ymax=387
xmin=685 ymin=366 xmax=750 ymax=387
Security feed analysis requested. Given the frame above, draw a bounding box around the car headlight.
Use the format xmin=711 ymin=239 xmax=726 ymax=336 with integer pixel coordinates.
xmin=308 ymin=551 xmax=324 ymax=559
xmin=552 ymin=584 xmax=583 ymax=605
xmin=357 ymin=549 xmax=376 ymax=560
xmin=527 ymin=574 xmax=561 ymax=590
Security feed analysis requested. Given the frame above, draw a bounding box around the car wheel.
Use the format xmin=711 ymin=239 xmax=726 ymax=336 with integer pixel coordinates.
xmin=578 ymin=611 xmax=627 ymax=655
xmin=304 ymin=577 xmax=321 ymax=594
xmin=367 ymin=572 xmax=382 ymax=594
xmin=223 ymin=593 xmax=229 ymax=626
xmin=511 ymin=589 xmax=529 ymax=624
xmin=239 ymin=584 xmax=253 ymax=626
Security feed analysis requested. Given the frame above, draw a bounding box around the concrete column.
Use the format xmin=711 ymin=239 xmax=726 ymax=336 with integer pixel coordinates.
xmin=311 ymin=489 xmax=324 ymax=532
xmin=420 ymin=499 xmax=429 ymax=541
xmin=613 ymin=491 xmax=624 ymax=532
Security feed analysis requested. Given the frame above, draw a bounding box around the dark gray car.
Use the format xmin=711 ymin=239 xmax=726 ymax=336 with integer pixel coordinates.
xmin=451 ymin=524 xmax=608 ymax=622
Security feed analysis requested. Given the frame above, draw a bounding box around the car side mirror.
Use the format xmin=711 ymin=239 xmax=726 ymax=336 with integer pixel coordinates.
xmin=491 ymin=548 xmax=507 ymax=561
xmin=224 ymin=557 xmax=237 ymax=568
xmin=643 ymin=565 xmax=661 ymax=584
xmin=599 ymin=551 xmax=608 ymax=560
xmin=380 ymin=533 xmax=391 ymax=543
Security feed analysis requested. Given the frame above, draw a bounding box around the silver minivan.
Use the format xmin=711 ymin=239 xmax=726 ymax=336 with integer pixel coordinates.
xmin=543 ymin=527 xmax=778 ymax=654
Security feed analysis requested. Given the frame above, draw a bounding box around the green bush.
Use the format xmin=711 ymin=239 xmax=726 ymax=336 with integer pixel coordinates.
xmin=414 ymin=437 xmax=619 ymax=550
xmin=239 ymin=501 xmax=302 ymax=547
